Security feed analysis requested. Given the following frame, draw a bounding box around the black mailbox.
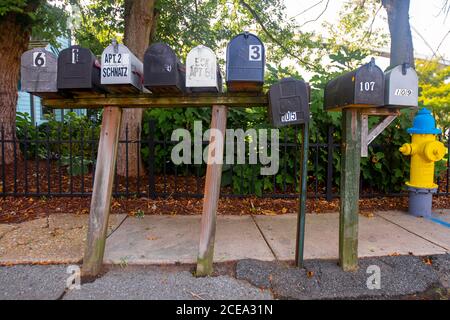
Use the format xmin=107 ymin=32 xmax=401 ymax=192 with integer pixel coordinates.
xmin=226 ymin=32 xmax=265 ymax=92
xmin=143 ymin=43 xmax=186 ymax=94
xmin=324 ymin=58 xmax=385 ymax=111
xmin=268 ymin=78 xmax=310 ymax=127
xmin=20 ymin=48 xmax=60 ymax=98
xmin=57 ymin=45 xmax=107 ymax=95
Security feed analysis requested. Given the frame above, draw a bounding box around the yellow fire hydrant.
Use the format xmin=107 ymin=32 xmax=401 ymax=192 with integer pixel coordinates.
xmin=399 ymin=108 xmax=447 ymax=217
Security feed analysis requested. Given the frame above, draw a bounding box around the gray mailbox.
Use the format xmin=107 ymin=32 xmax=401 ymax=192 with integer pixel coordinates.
xmin=324 ymin=58 xmax=385 ymax=111
xmin=186 ymin=45 xmax=222 ymax=93
xmin=101 ymin=41 xmax=144 ymax=93
xmin=57 ymin=45 xmax=107 ymax=94
xmin=384 ymin=64 xmax=418 ymax=108
xmin=226 ymin=32 xmax=265 ymax=92
xmin=143 ymin=43 xmax=186 ymax=94
xmin=268 ymin=78 xmax=310 ymax=127
xmin=20 ymin=48 xmax=60 ymax=98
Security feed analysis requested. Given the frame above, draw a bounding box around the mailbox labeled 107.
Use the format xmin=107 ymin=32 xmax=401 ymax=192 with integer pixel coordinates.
xmin=324 ymin=59 xmax=385 ymax=111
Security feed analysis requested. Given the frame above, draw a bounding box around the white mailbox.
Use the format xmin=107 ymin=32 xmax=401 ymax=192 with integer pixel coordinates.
xmin=384 ymin=64 xmax=418 ymax=108
xmin=101 ymin=40 xmax=144 ymax=93
xmin=186 ymin=45 xmax=222 ymax=92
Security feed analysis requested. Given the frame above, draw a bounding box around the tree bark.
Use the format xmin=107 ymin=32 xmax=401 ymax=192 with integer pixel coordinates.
xmin=382 ymin=0 xmax=415 ymax=68
xmin=117 ymin=0 xmax=157 ymax=177
xmin=0 ymin=10 xmax=37 ymax=164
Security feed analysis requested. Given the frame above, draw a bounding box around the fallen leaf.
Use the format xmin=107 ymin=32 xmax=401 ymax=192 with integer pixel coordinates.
xmin=389 ymin=252 xmax=400 ymax=256
xmin=307 ymin=271 xmax=314 ymax=278
xmin=261 ymin=209 xmax=277 ymax=216
xmin=360 ymin=211 xmax=374 ymax=218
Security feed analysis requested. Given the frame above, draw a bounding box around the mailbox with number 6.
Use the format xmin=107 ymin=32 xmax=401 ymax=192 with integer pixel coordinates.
xmin=226 ymin=32 xmax=265 ymax=92
xmin=101 ymin=40 xmax=144 ymax=93
xmin=384 ymin=63 xmax=418 ymax=108
xmin=324 ymin=58 xmax=385 ymax=111
xmin=57 ymin=45 xmax=107 ymax=95
xmin=186 ymin=45 xmax=222 ymax=93
xmin=21 ymin=48 xmax=60 ymax=98
xmin=144 ymin=43 xmax=186 ymax=94
xmin=268 ymin=78 xmax=310 ymax=128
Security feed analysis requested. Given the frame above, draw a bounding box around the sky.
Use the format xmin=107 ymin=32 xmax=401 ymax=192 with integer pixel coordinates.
xmin=284 ymin=0 xmax=450 ymax=74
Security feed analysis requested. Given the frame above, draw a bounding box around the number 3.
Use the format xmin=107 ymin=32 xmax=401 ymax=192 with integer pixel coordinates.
xmin=249 ymin=45 xmax=262 ymax=61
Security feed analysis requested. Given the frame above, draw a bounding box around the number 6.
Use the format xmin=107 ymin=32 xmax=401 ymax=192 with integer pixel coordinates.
xmin=33 ymin=52 xmax=46 ymax=67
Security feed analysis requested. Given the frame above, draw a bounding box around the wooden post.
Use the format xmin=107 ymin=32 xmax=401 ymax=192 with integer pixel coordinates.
xmin=196 ymin=105 xmax=228 ymax=276
xmin=82 ymin=106 xmax=122 ymax=278
xmin=295 ymin=122 xmax=309 ymax=268
xmin=339 ymin=108 xmax=361 ymax=271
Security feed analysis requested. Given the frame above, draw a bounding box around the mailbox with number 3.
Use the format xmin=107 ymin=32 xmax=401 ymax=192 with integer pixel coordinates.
xmin=226 ymin=32 xmax=265 ymax=92
xmin=21 ymin=48 xmax=60 ymax=98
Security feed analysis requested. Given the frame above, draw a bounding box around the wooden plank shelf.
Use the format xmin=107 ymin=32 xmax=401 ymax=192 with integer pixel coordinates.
xmin=42 ymin=92 xmax=269 ymax=109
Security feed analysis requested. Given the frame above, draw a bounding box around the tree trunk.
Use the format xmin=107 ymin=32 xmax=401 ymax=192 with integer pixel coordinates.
xmin=382 ymin=0 xmax=415 ymax=68
xmin=0 ymin=13 xmax=35 ymax=164
xmin=117 ymin=0 xmax=157 ymax=177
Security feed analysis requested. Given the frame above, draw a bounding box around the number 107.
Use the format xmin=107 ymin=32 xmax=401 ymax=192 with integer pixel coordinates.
xmin=360 ymin=81 xmax=375 ymax=92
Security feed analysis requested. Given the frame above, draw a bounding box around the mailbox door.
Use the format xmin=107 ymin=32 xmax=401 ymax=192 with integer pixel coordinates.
xmin=186 ymin=45 xmax=218 ymax=91
xmin=226 ymin=32 xmax=265 ymax=91
xmin=353 ymin=63 xmax=384 ymax=106
xmin=144 ymin=43 xmax=185 ymax=93
xmin=269 ymin=78 xmax=309 ymax=127
xmin=21 ymin=48 xmax=59 ymax=98
xmin=385 ymin=65 xmax=418 ymax=107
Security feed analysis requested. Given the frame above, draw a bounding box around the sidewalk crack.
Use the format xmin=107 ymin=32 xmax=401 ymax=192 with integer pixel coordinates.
xmin=375 ymin=213 xmax=449 ymax=252
xmin=250 ymin=214 xmax=278 ymax=261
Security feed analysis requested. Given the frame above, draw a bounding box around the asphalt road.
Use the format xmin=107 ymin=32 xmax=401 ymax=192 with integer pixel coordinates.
xmin=0 ymin=254 xmax=448 ymax=300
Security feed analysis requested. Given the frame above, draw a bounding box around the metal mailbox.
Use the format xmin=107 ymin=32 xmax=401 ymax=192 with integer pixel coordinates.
xmin=324 ymin=58 xmax=385 ymax=111
xmin=143 ymin=43 xmax=186 ymax=94
xmin=186 ymin=45 xmax=222 ymax=93
xmin=57 ymin=45 xmax=106 ymax=94
xmin=384 ymin=64 xmax=418 ymax=108
xmin=268 ymin=78 xmax=310 ymax=127
xmin=101 ymin=41 xmax=144 ymax=93
xmin=20 ymin=48 xmax=60 ymax=98
xmin=226 ymin=32 xmax=265 ymax=92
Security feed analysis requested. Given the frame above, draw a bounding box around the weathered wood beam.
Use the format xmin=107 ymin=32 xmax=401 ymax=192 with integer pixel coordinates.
xmin=339 ymin=108 xmax=361 ymax=272
xmin=42 ymin=93 xmax=268 ymax=109
xmin=82 ymin=106 xmax=122 ymax=278
xmin=196 ymin=105 xmax=228 ymax=277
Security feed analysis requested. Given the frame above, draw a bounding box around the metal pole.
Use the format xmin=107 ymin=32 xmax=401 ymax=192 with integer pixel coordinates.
xmin=295 ymin=122 xmax=309 ymax=268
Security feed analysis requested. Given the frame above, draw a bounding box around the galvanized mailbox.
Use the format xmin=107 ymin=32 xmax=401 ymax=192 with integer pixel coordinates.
xmin=384 ymin=63 xmax=418 ymax=108
xmin=226 ymin=32 xmax=265 ymax=92
xmin=143 ymin=43 xmax=186 ymax=94
xmin=20 ymin=48 xmax=59 ymax=98
xmin=268 ymin=78 xmax=310 ymax=128
xmin=57 ymin=45 xmax=107 ymax=94
xmin=186 ymin=45 xmax=222 ymax=93
xmin=101 ymin=40 xmax=144 ymax=93
xmin=324 ymin=58 xmax=385 ymax=111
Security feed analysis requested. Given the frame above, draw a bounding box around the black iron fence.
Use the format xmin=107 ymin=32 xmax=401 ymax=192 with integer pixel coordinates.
xmin=1 ymin=120 xmax=449 ymax=200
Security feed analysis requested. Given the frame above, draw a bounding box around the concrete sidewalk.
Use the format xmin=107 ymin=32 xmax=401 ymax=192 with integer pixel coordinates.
xmin=0 ymin=210 xmax=449 ymax=265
